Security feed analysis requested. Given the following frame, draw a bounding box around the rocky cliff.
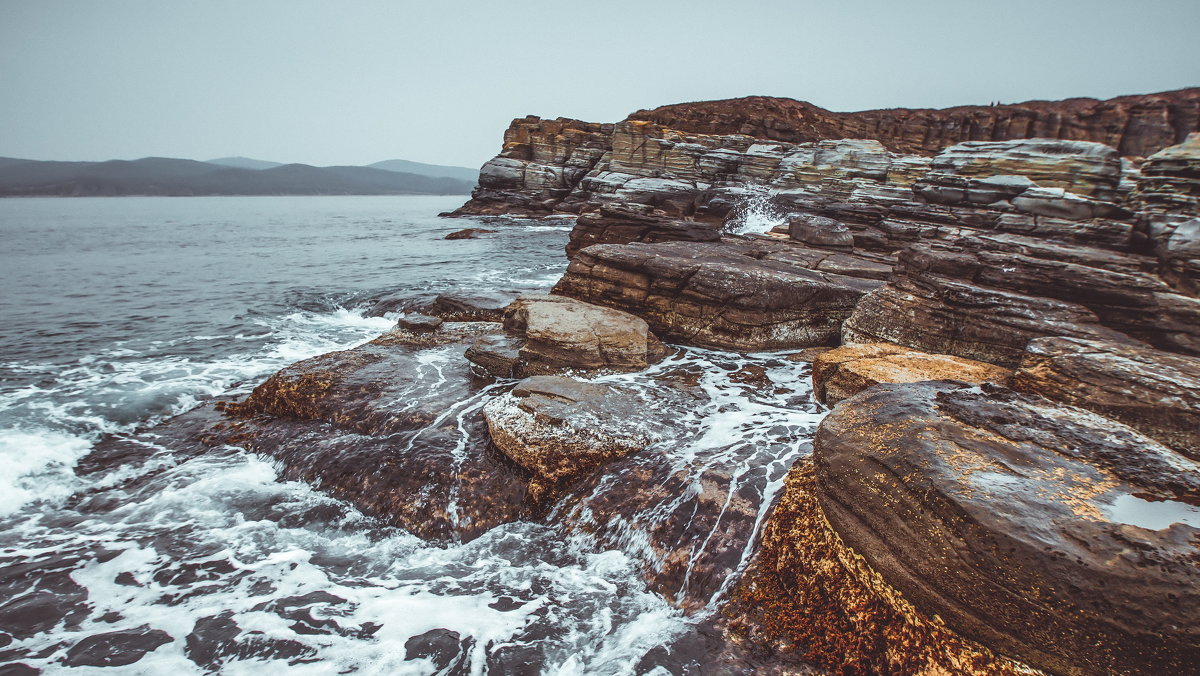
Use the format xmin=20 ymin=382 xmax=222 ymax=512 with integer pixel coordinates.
xmin=450 ymin=87 xmax=1200 ymax=217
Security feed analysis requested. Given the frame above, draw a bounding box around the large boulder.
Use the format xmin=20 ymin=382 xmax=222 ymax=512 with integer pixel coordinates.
xmin=553 ymin=240 xmax=886 ymax=351
xmin=482 ymin=376 xmax=663 ymax=501
xmin=811 ymin=342 xmax=1010 ymax=406
xmin=814 ymin=380 xmax=1200 ymax=675
xmin=1011 ymin=336 xmax=1200 ymax=459
xmin=500 ymin=294 xmax=669 ymax=374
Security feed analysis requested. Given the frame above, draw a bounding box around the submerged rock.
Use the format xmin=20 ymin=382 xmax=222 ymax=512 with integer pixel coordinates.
xmin=444 ymin=227 xmax=497 ymax=240
xmin=63 ymin=626 xmax=173 ymax=667
xmin=814 ymin=380 xmax=1200 ymax=675
xmin=810 ymin=342 xmax=1009 ymax=406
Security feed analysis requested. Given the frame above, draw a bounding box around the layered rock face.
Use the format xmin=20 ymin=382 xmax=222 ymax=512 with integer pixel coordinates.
xmin=1011 ymin=336 xmax=1200 ymax=458
xmin=553 ymin=239 xmax=886 ymax=350
xmin=813 ymin=381 xmax=1200 ymax=675
xmin=452 ymin=88 xmax=1199 ymax=220
xmin=449 ymin=116 xmax=613 ymax=216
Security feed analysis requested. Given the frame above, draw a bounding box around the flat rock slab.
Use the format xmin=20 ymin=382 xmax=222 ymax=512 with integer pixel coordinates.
xmin=482 ymin=375 xmax=662 ymax=500
xmin=811 ymin=342 xmax=1010 ymax=406
xmin=815 ymin=380 xmax=1200 ymax=675
xmin=553 ymin=240 xmax=886 ymax=351
xmin=1012 ymin=336 xmax=1200 ymax=459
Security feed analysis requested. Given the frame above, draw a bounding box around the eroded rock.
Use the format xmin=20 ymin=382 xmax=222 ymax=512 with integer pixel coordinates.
xmin=814 ymin=380 xmax=1200 ymax=675
xmin=220 ymin=322 xmax=532 ymax=540
xmin=1011 ymin=336 xmax=1200 ymax=459
xmin=553 ymin=240 xmax=885 ymax=351
xmin=482 ymin=376 xmax=666 ymax=501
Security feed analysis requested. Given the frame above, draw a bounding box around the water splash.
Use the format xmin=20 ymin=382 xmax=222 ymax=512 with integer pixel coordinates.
xmin=723 ymin=184 xmax=788 ymax=235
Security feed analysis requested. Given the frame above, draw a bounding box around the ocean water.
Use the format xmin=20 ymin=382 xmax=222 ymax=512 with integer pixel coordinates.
xmin=0 ymin=196 xmax=819 ymax=673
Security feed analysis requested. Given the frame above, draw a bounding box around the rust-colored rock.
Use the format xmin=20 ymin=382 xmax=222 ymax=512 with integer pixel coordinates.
xmin=724 ymin=460 xmax=1034 ymax=675
xmin=631 ymin=88 xmax=1200 ymax=158
xmin=814 ymin=380 xmax=1200 ymax=675
xmin=811 ymin=342 xmax=1010 ymax=406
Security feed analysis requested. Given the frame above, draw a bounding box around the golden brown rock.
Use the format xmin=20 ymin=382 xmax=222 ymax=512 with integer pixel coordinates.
xmin=810 ymin=342 xmax=1010 ymax=406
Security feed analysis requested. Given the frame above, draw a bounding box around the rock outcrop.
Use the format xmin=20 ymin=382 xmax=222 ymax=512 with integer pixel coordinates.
xmin=482 ymin=376 xmax=663 ymax=501
xmin=814 ymin=380 xmax=1200 ymax=675
xmin=842 ymin=231 xmax=1200 ymax=366
xmin=1011 ymin=336 xmax=1200 ymax=459
xmin=451 ymin=89 xmax=1200 ymax=220
xmin=811 ymin=342 xmax=1009 ymax=406
xmin=448 ymin=116 xmax=613 ymax=216
xmin=219 ymin=323 xmax=532 ymax=541
xmin=553 ymin=240 xmax=886 ymax=351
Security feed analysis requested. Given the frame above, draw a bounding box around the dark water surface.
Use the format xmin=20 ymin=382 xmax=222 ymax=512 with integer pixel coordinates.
xmin=0 ymin=196 xmax=819 ymax=674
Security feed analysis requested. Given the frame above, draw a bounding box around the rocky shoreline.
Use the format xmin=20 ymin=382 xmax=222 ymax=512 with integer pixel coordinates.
xmin=118 ymin=89 xmax=1199 ymax=673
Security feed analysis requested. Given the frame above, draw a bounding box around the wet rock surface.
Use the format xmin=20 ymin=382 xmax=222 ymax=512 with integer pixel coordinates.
xmin=62 ymin=625 xmax=173 ymax=667
xmin=814 ymin=380 xmax=1200 ymax=675
xmin=220 ymin=322 xmax=533 ymax=541
xmin=483 ymin=376 xmax=665 ymax=501
xmin=1012 ymin=336 xmax=1200 ymax=458
xmin=811 ymin=342 xmax=1010 ymax=406
xmin=724 ymin=460 xmax=1032 ymax=675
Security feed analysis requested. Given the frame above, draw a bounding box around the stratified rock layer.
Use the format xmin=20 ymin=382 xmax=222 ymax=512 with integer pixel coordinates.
xmin=630 ymin=89 xmax=1200 ymax=157
xmin=1012 ymin=336 xmax=1200 ymax=459
xmin=814 ymin=380 xmax=1200 ymax=675
xmin=553 ymin=240 xmax=885 ymax=351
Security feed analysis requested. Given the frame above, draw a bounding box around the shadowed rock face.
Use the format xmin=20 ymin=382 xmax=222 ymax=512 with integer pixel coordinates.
xmin=814 ymin=380 xmax=1200 ymax=675
xmin=842 ymin=233 xmax=1200 ymax=365
xmin=553 ymin=240 xmax=886 ymax=351
xmin=1012 ymin=336 xmax=1200 ymax=459
xmin=219 ymin=323 xmax=533 ymax=541
xmin=811 ymin=342 xmax=1010 ymax=406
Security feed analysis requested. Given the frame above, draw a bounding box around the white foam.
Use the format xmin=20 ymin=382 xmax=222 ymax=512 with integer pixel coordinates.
xmin=0 ymin=429 xmax=92 ymax=516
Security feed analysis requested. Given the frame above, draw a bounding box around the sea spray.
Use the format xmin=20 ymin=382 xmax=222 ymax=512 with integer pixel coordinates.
xmin=723 ymin=183 xmax=787 ymax=235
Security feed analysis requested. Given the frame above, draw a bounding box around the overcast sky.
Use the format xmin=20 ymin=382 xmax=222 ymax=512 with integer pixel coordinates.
xmin=2 ymin=0 xmax=1197 ymax=169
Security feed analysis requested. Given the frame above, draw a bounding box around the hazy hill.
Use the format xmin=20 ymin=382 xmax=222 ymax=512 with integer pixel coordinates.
xmin=205 ymin=156 xmax=284 ymax=170
xmin=368 ymin=159 xmax=478 ymax=182
xmin=0 ymin=157 xmax=475 ymax=196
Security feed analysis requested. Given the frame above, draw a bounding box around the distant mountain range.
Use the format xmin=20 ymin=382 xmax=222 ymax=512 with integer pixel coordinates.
xmin=0 ymin=156 xmax=479 ymax=197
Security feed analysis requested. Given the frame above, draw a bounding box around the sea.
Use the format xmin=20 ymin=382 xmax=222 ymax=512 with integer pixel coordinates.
xmin=0 ymin=195 xmax=818 ymax=674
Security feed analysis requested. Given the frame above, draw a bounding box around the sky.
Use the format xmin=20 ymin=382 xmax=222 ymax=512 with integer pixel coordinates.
xmin=1 ymin=0 xmax=1198 ymax=170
